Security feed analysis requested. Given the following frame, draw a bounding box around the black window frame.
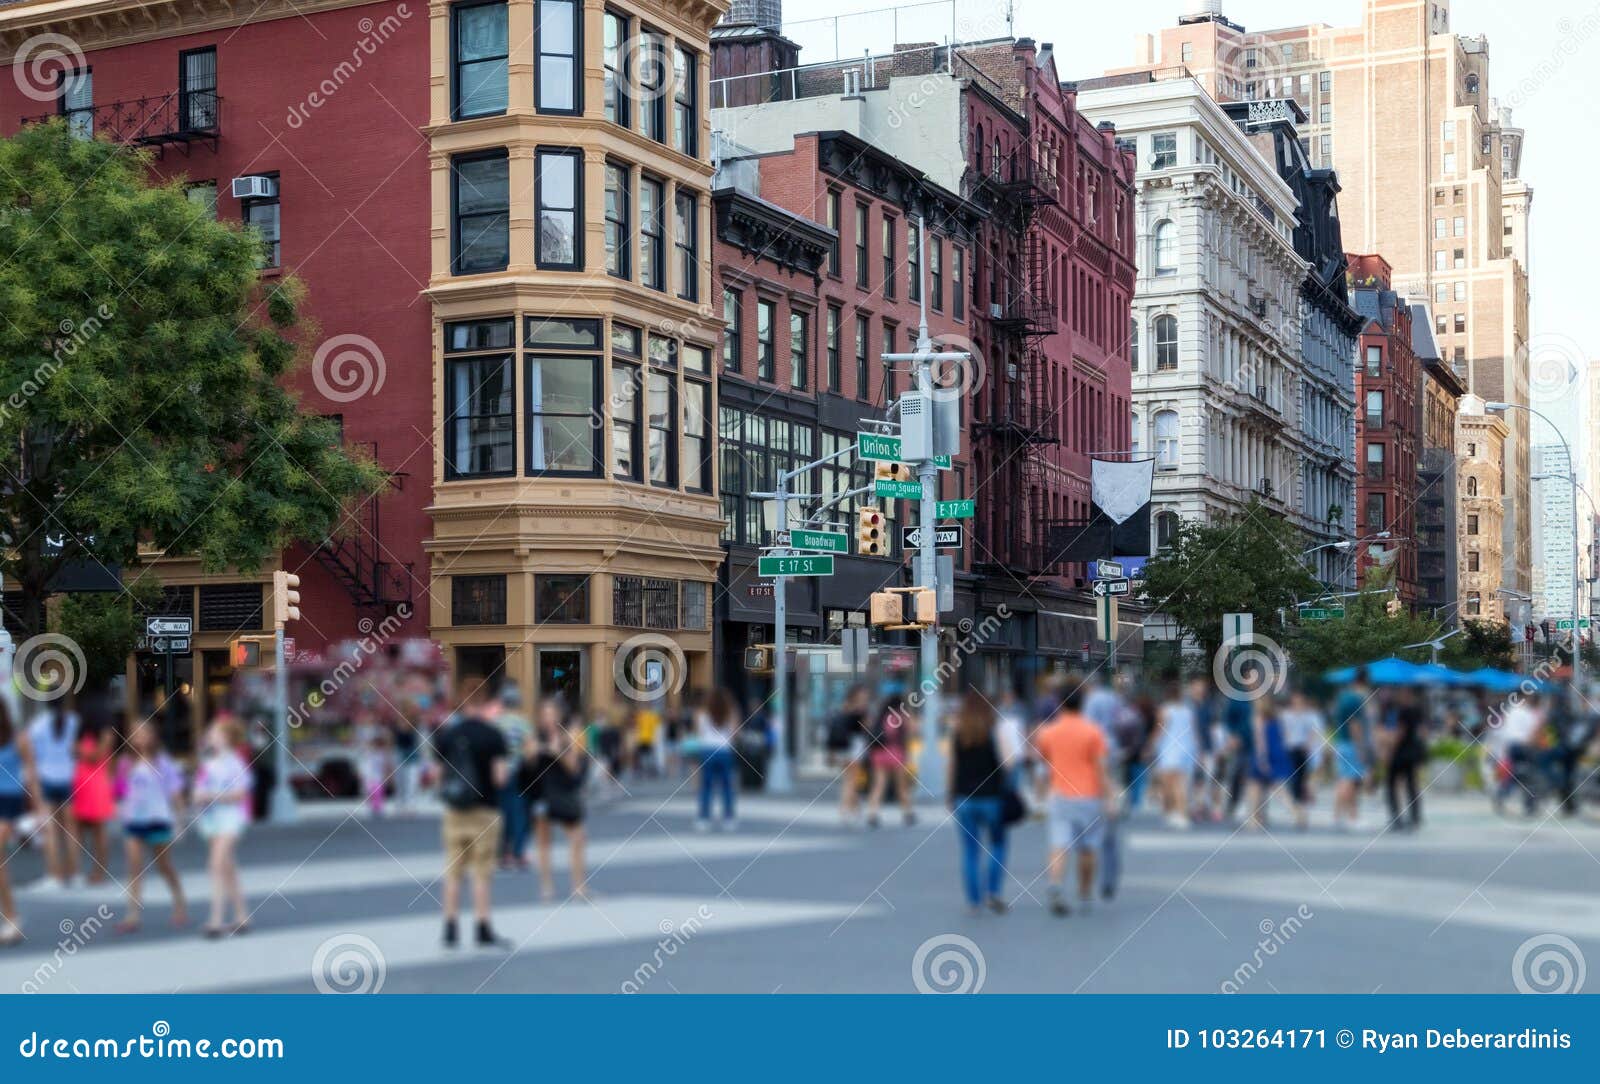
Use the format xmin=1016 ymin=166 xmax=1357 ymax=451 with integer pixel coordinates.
xmin=825 ymin=189 xmax=841 ymax=276
xmin=449 ymin=1 xmax=508 ymax=120
xmin=240 ymin=170 xmax=281 ymax=270
xmin=451 ymin=149 xmax=510 ymax=275
xmin=929 ymin=236 xmax=943 ymax=312
xmin=722 ymin=288 xmax=742 ymax=372
xmin=907 ymin=220 xmax=921 ymax=302
xmin=452 ymin=574 xmax=508 ymax=626
xmin=825 ymin=303 xmax=841 ymax=393
xmin=951 ymin=245 xmax=964 ymax=319
xmin=854 ymin=313 xmax=870 ymax=400
xmin=638 ymin=28 xmax=668 ymax=143
xmin=443 ymin=348 xmax=517 ymax=480
xmin=683 ymin=376 xmax=711 ymax=493
xmin=854 ymin=202 xmax=869 ymax=288
xmin=534 ymin=0 xmax=582 ymax=115
xmin=524 ymin=352 xmax=602 ymax=478
xmin=673 ymin=46 xmax=698 ymax=157
xmin=756 ymin=298 xmax=776 ymax=381
xmin=56 ymin=66 xmax=93 ymax=139
xmin=178 ymin=46 xmax=218 ymax=132
xmin=881 ymin=214 xmax=896 ymax=299
xmin=639 ymin=175 xmax=666 ymax=291
xmin=610 ymin=359 xmax=643 ymax=482
xmin=535 ymin=146 xmax=583 ymax=271
xmin=790 ymin=308 xmax=809 ymax=390
xmin=674 ymin=187 xmax=699 ymax=301
xmin=603 ymin=160 xmax=630 ymax=279
xmin=646 ymin=367 xmax=679 ymax=488
xmin=535 ymin=574 xmax=590 ymax=624
xmin=602 ymin=8 xmax=630 ymax=128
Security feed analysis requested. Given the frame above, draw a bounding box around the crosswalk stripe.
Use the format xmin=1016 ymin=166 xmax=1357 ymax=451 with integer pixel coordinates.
xmin=1 ymin=894 xmax=878 ymax=994
xmin=1124 ymin=870 xmax=1600 ymax=939
xmin=30 ymin=835 xmax=848 ymax=911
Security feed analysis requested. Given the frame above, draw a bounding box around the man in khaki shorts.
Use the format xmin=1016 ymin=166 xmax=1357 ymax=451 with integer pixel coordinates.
xmin=436 ymin=676 xmax=510 ymax=948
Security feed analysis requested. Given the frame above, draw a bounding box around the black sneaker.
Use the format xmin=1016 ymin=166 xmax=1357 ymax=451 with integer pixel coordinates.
xmin=476 ymin=922 xmax=509 ymax=949
xmin=1101 ymin=884 xmax=1116 ymax=901
xmin=442 ymin=918 xmax=459 ymax=948
xmin=986 ymin=897 xmax=1009 ymax=915
xmin=1049 ymin=894 xmax=1071 ymax=917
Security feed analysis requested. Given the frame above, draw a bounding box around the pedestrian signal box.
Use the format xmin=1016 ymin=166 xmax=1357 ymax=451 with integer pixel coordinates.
xmin=869 ymin=587 xmax=937 ymax=630
xmin=230 ymin=635 xmax=272 ymax=669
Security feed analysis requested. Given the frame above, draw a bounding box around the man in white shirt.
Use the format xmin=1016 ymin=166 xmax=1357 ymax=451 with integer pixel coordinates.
xmin=1495 ymin=695 xmax=1545 ymax=816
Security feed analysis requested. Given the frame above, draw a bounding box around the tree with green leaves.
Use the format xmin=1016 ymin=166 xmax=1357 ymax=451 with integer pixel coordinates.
xmin=1138 ymin=500 xmax=1320 ymax=663
xmin=1437 ymin=619 xmax=1518 ymax=672
xmin=1285 ymin=571 xmax=1440 ymax=677
xmin=0 ymin=120 xmax=386 ymax=639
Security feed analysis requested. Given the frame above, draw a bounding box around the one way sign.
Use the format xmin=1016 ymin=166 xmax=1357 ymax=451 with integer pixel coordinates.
xmin=1091 ymin=578 xmax=1130 ymax=598
xmin=902 ymin=524 xmax=964 ymax=550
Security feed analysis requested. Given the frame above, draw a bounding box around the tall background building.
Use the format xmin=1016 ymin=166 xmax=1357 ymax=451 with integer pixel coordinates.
xmin=1110 ymin=0 xmax=1534 ymax=609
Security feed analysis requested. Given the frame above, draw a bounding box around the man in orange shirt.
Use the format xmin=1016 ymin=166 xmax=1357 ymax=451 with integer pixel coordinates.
xmin=1032 ymin=682 xmax=1119 ymax=916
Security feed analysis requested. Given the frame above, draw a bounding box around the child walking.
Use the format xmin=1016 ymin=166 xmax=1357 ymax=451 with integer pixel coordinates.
xmin=193 ymin=716 xmax=252 ymax=937
xmin=115 ymin=721 xmax=188 ymax=933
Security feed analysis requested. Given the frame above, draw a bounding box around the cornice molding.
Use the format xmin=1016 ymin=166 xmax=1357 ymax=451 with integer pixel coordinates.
xmin=0 ymin=0 xmax=387 ymax=58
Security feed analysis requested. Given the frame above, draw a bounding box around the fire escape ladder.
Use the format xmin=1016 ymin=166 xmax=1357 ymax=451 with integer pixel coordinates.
xmin=310 ymin=442 xmax=415 ymax=615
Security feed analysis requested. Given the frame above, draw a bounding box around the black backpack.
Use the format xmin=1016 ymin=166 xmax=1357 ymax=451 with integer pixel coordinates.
xmin=439 ymin=723 xmax=488 ymax=810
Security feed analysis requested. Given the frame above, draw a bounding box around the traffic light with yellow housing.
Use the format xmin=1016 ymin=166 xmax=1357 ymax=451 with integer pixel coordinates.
xmin=874 ymin=461 xmax=912 ymax=483
xmin=869 ymin=587 xmax=937 ymax=630
xmin=857 ymin=506 xmax=886 ymax=556
xmin=272 ymin=570 xmax=302 ymax=627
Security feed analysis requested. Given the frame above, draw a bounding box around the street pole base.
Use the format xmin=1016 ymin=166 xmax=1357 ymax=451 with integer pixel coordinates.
xmin=765 ymin=754 xmax=794 ymax=794
xmin=269 ymin=785 xmax=299 ymax=826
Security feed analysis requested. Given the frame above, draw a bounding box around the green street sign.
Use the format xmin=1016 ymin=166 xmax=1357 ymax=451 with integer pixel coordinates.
xmin=875 ymin=479 xmax=923 ymax=500
xmin=936 ymin=498 xmax=976 ymax=519
xmin=1559 ymin=618 xmax=1577 ymax=631
xmin=1330 ymin=607 xmax=1345 ymax=620
xmin=758 ymin=554 xmax=834 ymax=577
xmin=789 ymin=528 xmax=848 ymax=554
xmin=855 ymin=433 xmax=950 ymax=468
xmin=1303 ymin=607 xmax=1347 ymax=622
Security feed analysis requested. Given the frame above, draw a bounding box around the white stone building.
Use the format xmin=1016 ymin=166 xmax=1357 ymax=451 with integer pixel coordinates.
xmin=1078 ymin=76 xmax=1314 ymax=548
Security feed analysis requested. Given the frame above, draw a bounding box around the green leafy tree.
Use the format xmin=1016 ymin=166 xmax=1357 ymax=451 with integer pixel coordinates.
xmin=1286 ymin=573 xmax=1439 ymax=676
xmin=50 ymin=580 xmax=163 ymax=694
xmin=0 ymin=121 xmax=386 ymax=638
xmin=1139 ymin=500 xmax=1320 ymax=662
xmin=1437 ymin=619 xmax=1517 ymax=672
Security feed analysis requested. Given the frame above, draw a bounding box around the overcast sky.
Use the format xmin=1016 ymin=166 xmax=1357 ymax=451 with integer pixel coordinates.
xmin=776 ymin=0 xmax=1594 ymax=455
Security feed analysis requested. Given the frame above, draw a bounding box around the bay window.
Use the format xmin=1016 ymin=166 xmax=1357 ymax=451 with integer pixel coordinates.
xmin=640 ymin=176 xmax=665 ymax=290
xmin=452 ymin=2 xmax=508 ymax=119
xmin=452 ymin=150 xmax=509 ymax=274
xmin=604 ymin=162 xmax=629 ymax=278
xmin=535 ymin=148 xmax=581 ymax=270
xmin=535 ymin=0 xmax=580 ymax=113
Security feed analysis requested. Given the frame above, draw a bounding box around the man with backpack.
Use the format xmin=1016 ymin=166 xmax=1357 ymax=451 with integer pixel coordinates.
xmin=436 ymin=676 xmax=510 ymax=948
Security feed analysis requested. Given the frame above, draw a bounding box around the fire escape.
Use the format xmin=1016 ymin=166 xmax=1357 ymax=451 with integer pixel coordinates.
xmin=970 ymin=147 xmax=1059 ymax=579
xmin=310 ymin=442 xmax=415 ymax=615
xmin=23 ymin=90 xmax=221 ymax=156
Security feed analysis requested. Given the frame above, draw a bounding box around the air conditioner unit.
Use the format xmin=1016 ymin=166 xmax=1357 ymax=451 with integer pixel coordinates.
xmin=231 ymin=175 xmax=277 ymax=201
xmin=1255 ymin=384 xmax=1268 ymax=401
xmin=988 ymin=303 xmax=1003 ymax=319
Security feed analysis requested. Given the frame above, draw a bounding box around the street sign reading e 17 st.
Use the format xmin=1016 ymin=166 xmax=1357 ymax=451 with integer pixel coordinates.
xmin=758 ymin=555 xmax=834 ymax=577
xmin=790 ymin=528 xmax=848 ymax=554
xmin=855 ymin=433 xmax=950 ymax=468
xmin=875 ymin=479 xmax=923 ymax=500
xmin=936 ymin=499 xmax=976 ymax=519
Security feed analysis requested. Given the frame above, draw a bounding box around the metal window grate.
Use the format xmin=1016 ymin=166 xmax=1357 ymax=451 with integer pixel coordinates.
xmin=198 ymin=583 xmax=264 ymax=632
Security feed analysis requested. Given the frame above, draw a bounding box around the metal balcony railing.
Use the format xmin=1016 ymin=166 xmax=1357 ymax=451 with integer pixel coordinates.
xmin=23 ymin=91 xmax=221 ymax=154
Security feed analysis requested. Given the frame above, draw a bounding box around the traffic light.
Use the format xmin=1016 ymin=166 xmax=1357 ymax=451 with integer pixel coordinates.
xmin=857 ymin=506 xmax=886 ymax=557
xmin=230 ymin=635 xmax=270 ymax=668
xmin=874 ymin=461 xmax=912 ymax=483
xmin=744 ymin=644 xmax=774 ymax=674
xmin=1385 ymin=597 xmax=1402 ymax=617
xmin=272 ymin=569 xmax=302 ymax=627
xmin=869 ymin=587 xmax=937 ymax=630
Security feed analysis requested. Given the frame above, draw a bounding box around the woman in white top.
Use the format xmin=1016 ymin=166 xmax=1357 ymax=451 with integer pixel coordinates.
xmin=192 ymin=716 xmax=252 ymax=937
xmin=1152 ymin=680 xmax=1202 ymax=830
xmin=26 ymin=703 xmax=80 ymax=891
xmin=116 ymin=721 xmax=188 ymax=933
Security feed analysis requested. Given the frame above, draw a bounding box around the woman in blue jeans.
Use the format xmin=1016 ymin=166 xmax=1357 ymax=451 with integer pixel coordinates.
xmin=947 ymin=692 xmax=1012 ymax=915
xmin=695 ymin=689 xmax=740 ymax=831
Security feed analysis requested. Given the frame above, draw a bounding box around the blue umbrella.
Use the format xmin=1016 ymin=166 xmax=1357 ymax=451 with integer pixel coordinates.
xmin=1324 ymin=657 xmax=1432 ymax=686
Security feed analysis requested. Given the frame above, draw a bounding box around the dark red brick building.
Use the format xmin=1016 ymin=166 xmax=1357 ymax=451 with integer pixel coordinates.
xmin=0 ymin=0 xmax=429 ymax=715
xmin=710 ymin=128 xmax=978 ymax=698
xmin=1348 ymin=253 xmax=1421 ymax=607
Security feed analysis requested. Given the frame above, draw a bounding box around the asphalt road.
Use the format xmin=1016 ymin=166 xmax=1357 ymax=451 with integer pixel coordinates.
xmin=1 ymin=776 xmax=1595 ymax=994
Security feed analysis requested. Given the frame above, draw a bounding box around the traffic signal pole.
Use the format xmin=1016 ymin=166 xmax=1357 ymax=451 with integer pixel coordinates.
xmin=912 ymin=240 xmax=943 ymax=795
xmin=270 ymin=570 xmax=301 ymax=825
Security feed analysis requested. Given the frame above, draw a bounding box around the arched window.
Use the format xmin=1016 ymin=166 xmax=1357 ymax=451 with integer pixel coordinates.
xmin=1154 ymin=313 xmax=1178 ymax=370
xmin=1130 ymin=410 xmax=1142 ymax=456
xmin=1467 ymin=476 xmax=1479 ymax=497
xmin=1129 ymin=317 xmax=1140 ymax=371
xmin=1154 ymin=409 xmax=1179 ymax=467
xmin=992 ymin=137 xmax=1003 ymax=178
xmin=1156 ymin=510 xmax=1179 ymax=550
xmin=1465 ymin=72 xmax=1479 ymax=95
xmin=1153 ymin=220 xmax=1177 ymax=274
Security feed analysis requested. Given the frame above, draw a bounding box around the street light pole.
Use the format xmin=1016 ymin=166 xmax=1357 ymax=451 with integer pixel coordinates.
xmin=1487 ymin=402 xmax=1580 ymax=703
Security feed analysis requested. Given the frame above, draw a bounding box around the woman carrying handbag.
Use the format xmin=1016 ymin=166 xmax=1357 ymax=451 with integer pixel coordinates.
xmin=947 ymin=693 xmax=1017 ymax=915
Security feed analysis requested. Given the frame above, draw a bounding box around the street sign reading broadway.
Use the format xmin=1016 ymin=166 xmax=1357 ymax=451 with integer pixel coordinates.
xmin=902 ymin=524 xmax=963 ymax=550
xmin=758 ymin=555 xmax=834 ymax=577
xmin=855 ymin=433 xmax=950 ymax=468
xmin=790 ymin=528 xmax=848 ymax=554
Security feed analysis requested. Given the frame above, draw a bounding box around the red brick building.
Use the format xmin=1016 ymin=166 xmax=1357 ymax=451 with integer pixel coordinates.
xmin=710 ymin=128 xmax=978 ymax=699
xmin=1348 ymin=253 xmax=1421 ymax=607
xmin=0 ymin=0 xmax=429 ymax=716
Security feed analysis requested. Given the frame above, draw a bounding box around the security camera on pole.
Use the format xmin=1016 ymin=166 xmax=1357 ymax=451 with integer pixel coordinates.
xmin=270 ymin=569 xmax=301 ymax=824
xmin=880 ymin=213 xmax=968 ymax=793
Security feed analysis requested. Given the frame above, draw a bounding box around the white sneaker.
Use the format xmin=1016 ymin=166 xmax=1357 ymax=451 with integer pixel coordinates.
xmin=0 ymin=919 xmax=22 ymax=946
xmin=720 ymin=818 xmax=738 ymax=832
xmin=1164 ymin=813 xmax=1191 ymax=831
xmin=20 ymin=877 xmax=64 ymax=896
xmin=693 ymin=820 xmax=711 ymax=833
